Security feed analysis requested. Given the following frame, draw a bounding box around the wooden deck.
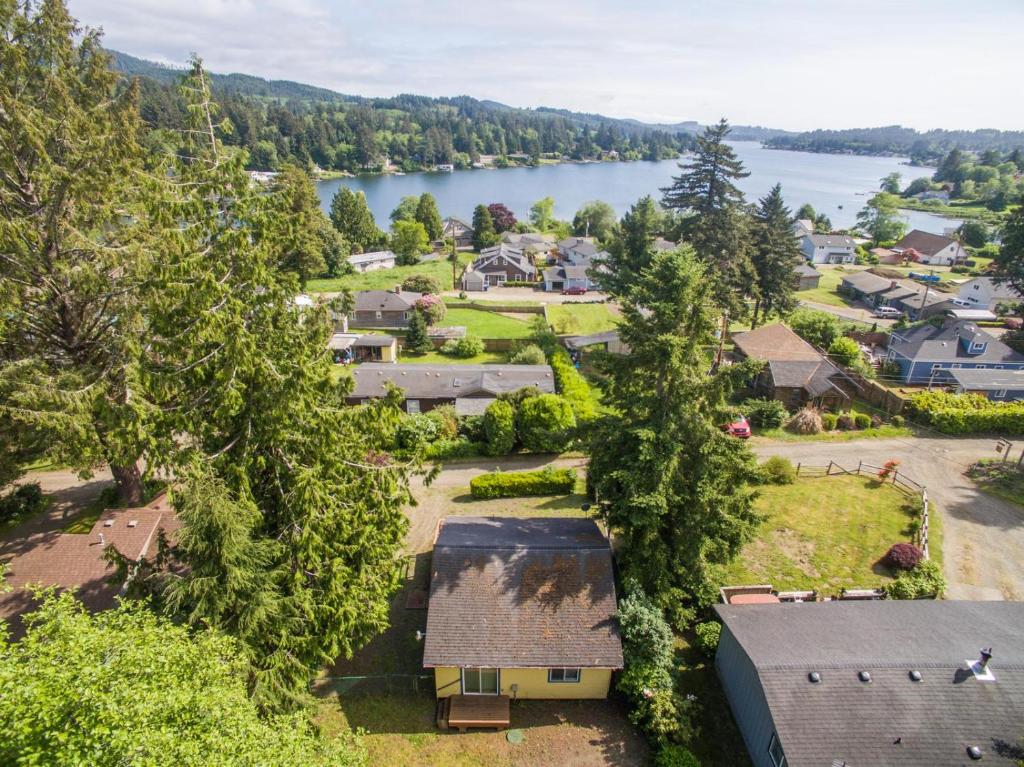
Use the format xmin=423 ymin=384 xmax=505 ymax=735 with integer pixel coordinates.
xmin=438 ymin=694 xmax=511 ymax=732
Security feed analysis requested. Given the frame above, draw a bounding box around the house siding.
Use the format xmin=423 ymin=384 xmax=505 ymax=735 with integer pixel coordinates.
xmin=715 ymin=626 xmax=781 ymax=767
xmin=887 ymin=350 xmax=1024 ymax=384
xmin=433 ymin=667 xmax=613 ymax=700
xmin=351 ymin=309 xmax=411 ymax=328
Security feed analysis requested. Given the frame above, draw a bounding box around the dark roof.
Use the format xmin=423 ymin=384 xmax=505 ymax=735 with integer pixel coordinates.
xmin=889 ymin=320 xmax=1024 ymax=364
xmin=349 ymin=363 xmax=554 ymax=400
xmin=473 ymin=244 xmax=536 ymax=276
xmin=841 ymin=270 xmax=900 ymax=294
xmin=733 ymin=324 xmax=822 ymax=362
xmin=564 ymin=330 xmax=621 ymax=350
xmin=354 ymin=334 xmax=396 ymax=347
xmin=794 ymin=264 xmax=820 ymax=278
xmin=895 ymin=229 xmax=957 ymax=257
xmin=717 ymin=601 xmax=1024 ymax=767
xmin=353 ymin=289 xmax=421 ymax=312
xmin=423 ymin=517 xmax=623 ymax=669
xmin=948 ymin=368 xmax=1024 ymax=391
xmin=767 ymin=360 xmax=845 ymax=397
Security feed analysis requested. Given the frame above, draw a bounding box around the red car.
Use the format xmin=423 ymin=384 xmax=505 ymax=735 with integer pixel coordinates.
xmin=561 ymin=286 xmax=587 ymax=295
xmin=721 ymin=415 xmax=751 ymax=439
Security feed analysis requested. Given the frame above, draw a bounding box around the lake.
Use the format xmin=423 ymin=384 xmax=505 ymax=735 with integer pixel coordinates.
xmin=315 ymin=140 xmax=959 ymax=234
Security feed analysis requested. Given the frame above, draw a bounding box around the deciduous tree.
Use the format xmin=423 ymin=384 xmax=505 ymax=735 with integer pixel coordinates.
xmin=392 ymin=220 xmax=430 ymax=265
xmin=529 ymin=196 xmax=556 ymax=231
xmin=856 ymin=192 xmax=907 ymax=245
xmin=572 ymin=200 xmax=617 ymax=241
xmin=486 ymin=203 xmax=517 ymax=232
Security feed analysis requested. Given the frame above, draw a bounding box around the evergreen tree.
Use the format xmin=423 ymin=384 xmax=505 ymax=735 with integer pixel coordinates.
xmin=934 ymin=148 xmax=964 ymax=183
xmin=471 ymin=204 xmax=499 ymax=249
xmin=596 ymin=196 xmax=664 ymax=296
xmin=329 ymin=187 xmax=381 ymax=253
xmin=0 ymin=0 xmax=149 ymax=503
xmin=993 ymin=199 xmax=1024 ymax=295
xmin=269 ymin=164 xmax=328 ymax=285
xmin=404 ymin=310 xmax=433 ymax=354
xmin=415 ymin=193 xmax=444 ymax=241
xmin=660 ymin=119 xmax=755 ymax=316
xmin=138 ymin=60 xmax=416 ymax=713
xmin=318 ymin=218 xmax=352 ymax=277
xmin=750 ymin=184 xmax=802 ymax=327
xmin=588 ymin=248 xmax=761 ymax=626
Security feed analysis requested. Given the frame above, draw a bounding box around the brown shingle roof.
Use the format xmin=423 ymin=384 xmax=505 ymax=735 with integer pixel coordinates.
xmin=732 ymin=324 xmax=822 ymax=362
xmin=894 ymin=229 xmax=956 ymax=257
xmin=423 ymin=517 xmax=623 ymax=669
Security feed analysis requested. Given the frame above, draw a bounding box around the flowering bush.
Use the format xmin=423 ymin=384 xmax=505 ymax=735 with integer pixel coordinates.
xmin=877 ymin=459 xmax=900 ymax=481
xmin=414 ymin=293 xmax=446 ymax=325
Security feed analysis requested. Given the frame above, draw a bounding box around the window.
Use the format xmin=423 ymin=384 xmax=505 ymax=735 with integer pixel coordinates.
xmin=403 ymin=311 xmax=410 ymax=320
xmin=548 ymin=668 xmax=581 ymax=683
xmin=995 ymin=389 xmax=1008 ymax=398
xmin=768 ymin=733 xmax=787 ymax=767
xmin=462 ymin=668 xmax=499 ymax=695
xmin=375 ymin=310 xmax=382 ymax=320
xmin=406 ymin=400 xmax=420 ymax=414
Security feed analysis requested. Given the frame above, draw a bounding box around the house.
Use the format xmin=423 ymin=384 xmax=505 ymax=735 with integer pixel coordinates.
xmin=947 ymin=368 xmax=1024 ymax=401
xmin=564 ymin=330 xmax=629 ymax=355
xmin=424 ymin=517 xmax=623 ymax=703
xmin=893 ymin=229 xmax=966 ymax=266
xmin=884 ymin=319 xmax=1024 ymax=384
xmin=715 ymin=600 xmax=1024 ymax=767
xmin=328 ymin=333 xmax=397 ymax=363
xmin=542 ymin=265 xmax=591 ymax=293
xmin=557 ymin=236 xmax=599 ymax=262
xmin=792 ymin=219 xmax=815 ymax=238
xmin=350 ymin=289 xmax=422 ymax=329
xmin=957 ymin=276 xmax=1024 ymax=311
xmin=501 ymin=231 xmax=555 ymax=256
xmin=460 ymin=244 xmax=536 ymax=291
xmin=800 ymin=233 xmax=856 ymax=265
xmin=442 ymin=216 xmax=473 ymax=249
xmin=839 ymin=270 xmax=899 ymax=304
xmin=347 ymin=250 xmax=397 ymax=273
xmin=732 ymin=324 xmax=851 ymax=410
xmin=870 ymin=246 xmax=901 ymax=264
xmin=0 ymin=494 xmax=178 ymax=634
xmin=346 ymin=363 xmax=554 ymax=414
xmin=792 ymin=264 xmax=821 ymax=291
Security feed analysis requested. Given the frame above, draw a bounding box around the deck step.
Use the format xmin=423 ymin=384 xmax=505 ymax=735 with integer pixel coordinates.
xmin=435 ymin=696 xmax=451 ymax=730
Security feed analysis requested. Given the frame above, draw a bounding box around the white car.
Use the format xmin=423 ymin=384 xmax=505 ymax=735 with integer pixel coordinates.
xmin=873 ymin=306 xmax=903 ymax=318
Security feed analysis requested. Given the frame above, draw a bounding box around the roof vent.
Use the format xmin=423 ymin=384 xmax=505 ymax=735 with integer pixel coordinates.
xmin=103 ymin=519 xmax=114 ymax=527
xmin=453 ymin=379 xmax=461 ymax=387
xmin=808 ymin=672 xmax=821 ymax=684
xmin=967 ymin=745 xmax=983 ymax=760
xmin=127 ymin=520 xmax=138 ymax=528
xmin=858 ymin=671 xmax=871 ymax=683
xmin=909 ymin=670 xmax=922 ymax=682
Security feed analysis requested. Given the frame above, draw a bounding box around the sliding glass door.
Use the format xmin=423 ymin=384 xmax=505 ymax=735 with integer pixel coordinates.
xmin=462 ymin=667 xmax=500 ymax=695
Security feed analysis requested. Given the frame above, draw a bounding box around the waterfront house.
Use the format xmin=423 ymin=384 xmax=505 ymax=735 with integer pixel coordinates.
xmin=347 ymin=363 xmax=554 ymax=414
xmin=732 ymin=324 xmax=851 ymax=410
xmin=350 ymin=288 xmax=422 ymax=329
xmin=800 ymin=233 xmax=857 ymax=264
xmin=884 ymin=319 xmax=1024 ymax=384
xmin=424 ymin=517 xmax=623 ymax=703
xmin=460 ymin=244 xmax=537 ymax=291
xmin=892 ymin=229 xmax=966 ymax=266
xmin=501 ymin=231 xmax=555 ymax=256
xmin=348 ymin=249 xmax=397 ymax=273
xmin=442 ymin=216 xmax=473 ymax=249
xmin=957 ymin=276 xmax=1024 ymax=311
xmin=715 ymin=600 xmax=1024 ymax=767
xmin=793 ymin=264 xmax=821 ymax=291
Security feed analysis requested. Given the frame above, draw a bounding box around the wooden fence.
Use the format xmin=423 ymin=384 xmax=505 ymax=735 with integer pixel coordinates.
xmin=793 ymin=460 xmax=930 ymax=559
xmin=841 ymin=370 xmax=909 ymax=415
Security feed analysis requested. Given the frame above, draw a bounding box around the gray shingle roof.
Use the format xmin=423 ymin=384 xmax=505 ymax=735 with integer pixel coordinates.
xmin=353 ymin=290 xmax=422 ymax=312
xmin=423 ymin=517 xmax=623 ymax=669
xmin=717 ymin=601 xmax=1024 ymax=767
xmin=349 ymin=364 xmax=554 ymax=400
xmin=840 ymin=270 xmax=900 ymax=294
xmin=348 ymin=250 xmax=396 ymax=265
xmin=948 ymin=368 xmax=1024 ymax=391
xmin=888 ymin=320 xmax=1024 ymax=364
xmin=794 ymin=264 xmax=820 ymax=278
xmin=767 ymin=360 xmax=844 ymax=397
xmin=474 ymin=244 xmax=536 ymax=276
xmin=807 ymin=233 xmax=855 ymax=248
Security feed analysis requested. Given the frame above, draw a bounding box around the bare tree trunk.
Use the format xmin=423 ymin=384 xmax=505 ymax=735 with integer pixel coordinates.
xmin=110 ymin=461 xmax=145 ymax=507
xmin=750 ymin=300 xmax=761 ymax=329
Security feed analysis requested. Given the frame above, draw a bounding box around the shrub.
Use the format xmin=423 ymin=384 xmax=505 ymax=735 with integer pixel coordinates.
xmin=458 ymin=415 xmax=486 ymax=442
xmin=828 ymin=336 xmax=862 ymax=367
xmin=759 ymin=456 xmax=796 ymax=485
xmin=885 ymin=543 xmax=924 ymax=571
xmin=655 ymin=746 xmax=701 ymax=767
xmin=508 ymin=343 xmax=547 ymax=365
xmin=693 ymin=621 xmax=722 ymax=656
xmin=891 ymin=415 xmax=905 ymax=427
xmin=395 ymin=414 xmax=439 ymax=450
xmin=442 ymin=335 xmax=485 ymax=358
xmin=550 ymin=347 xmax=597 ymax=421
xmin=789 ymin=308 xmax=841 ymax=349
xmin=516 ymin=394 xmax=577 ymax=452
xmin=786 ymin=407 xmax=823 ymax=435
xmin=821 ymin=413 xmax=838 ymax=431
xmin=469 ymin=466 xmax=576 ymax=499
xmin=0 ymin=483 xmax=46 ymax=525
xmin=401 ymin=274 xmax=441 ymax=294
xmin=885 ymin=559 xmax=945 ymax=599
xmin=426 ymin=405 xmax=458 ymax=440
xmin=854 ymin=413 xmax=872 ymax=430
xmin=741 ymin=398 xmax=788 ymax=429
xmin=414 ymin=293 xmax=446 ymax=325
xmin=482 ymin=400 xmax=516 ymax=456
xmin=424 ymin=438 xmax=485 ymax=460
xmin=870 ymin=415 xmax=883 ymax=428
xmin=908 ymin=391 xmax=1024 ymax=435
xmin=836 ymin=414 xmax=854 ymax=430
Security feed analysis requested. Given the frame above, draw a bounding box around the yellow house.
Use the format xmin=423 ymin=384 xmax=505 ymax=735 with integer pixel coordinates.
xmin=423 ymin=517 xmax=623 ymax=708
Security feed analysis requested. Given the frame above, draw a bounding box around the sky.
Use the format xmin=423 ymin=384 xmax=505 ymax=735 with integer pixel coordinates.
xmin=70 ymin=0 xmax=1024 ymax=132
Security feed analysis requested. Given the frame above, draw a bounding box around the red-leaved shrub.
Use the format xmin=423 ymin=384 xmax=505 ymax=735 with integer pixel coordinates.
xmin=885 ymin=543 xmax=923 ymax=571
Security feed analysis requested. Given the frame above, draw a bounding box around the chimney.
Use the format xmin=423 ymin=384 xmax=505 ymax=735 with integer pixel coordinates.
xmin=394 ymin=284 xmax=401 ymax=294
xmin=978 ymin=647 xmax=993 ymax=670
xmin=98 ymin=532 xmax=106 ymax=547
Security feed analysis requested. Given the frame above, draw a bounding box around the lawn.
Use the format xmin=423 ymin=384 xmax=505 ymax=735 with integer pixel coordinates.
xmin=441 ymin=308 xmax=533 ymax=339
xmin=798 ymin=265 xmax=862 ymax=308
xmin=752 ymin=422 xmax=913 ymax=443
xmin=307 ymin=253 xmax=474 ymax=293
xmin=966 ymin=459 xmax=1024 ymax=507
xmin=546 ymin=304 xmax=619 ymax=335
xmin=399 ymin=350 xmax=507 ymax=365
xmin=719 ymin=474 xmax=927 ymax=594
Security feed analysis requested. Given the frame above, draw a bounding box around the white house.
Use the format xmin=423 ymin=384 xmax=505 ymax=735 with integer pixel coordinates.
xmin=892 ymin=230 xmax=966 ymax=266
xmin=792 ymin=219 xmax=815 ymax=238
xmin=957 ymin=277 xmax=1024 ymax=310
xmin=800 ymin=234 xmax=857 ymax=265
xmin=348 ymin=250 xmax=397 ymax=273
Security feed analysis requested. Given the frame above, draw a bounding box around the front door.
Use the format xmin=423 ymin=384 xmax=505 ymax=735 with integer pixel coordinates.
xmin=462 ymin=667 xmax=500 ymax=695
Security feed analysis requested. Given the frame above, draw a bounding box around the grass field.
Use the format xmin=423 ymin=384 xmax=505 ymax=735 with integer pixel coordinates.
xmin=441 ymin=308 xmax=533 ymax=339
xmin=307 ymin=253 xmax=474 ymax=293
xmin=752 ymin=423 xmax=913 ymax=443
xmin=798 ymin=265 xmax=861 ymax=307
xmin=546 ymin=303 xmax=619 ymax=335
xmin=399 ymin=350 xmax=507 ymax=365
xmin=719 ymin=474 xmax=930 ymax=594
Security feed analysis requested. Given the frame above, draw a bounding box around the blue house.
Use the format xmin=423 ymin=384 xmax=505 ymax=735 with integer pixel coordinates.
xmin=885 ymin=319 xmax=1024 ymax=385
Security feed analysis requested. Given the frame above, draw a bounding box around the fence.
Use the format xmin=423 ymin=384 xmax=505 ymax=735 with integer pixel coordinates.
xmin=793 ymin=460 xmax=930 ymax=559
xmin=444 ymin=301 xmax=546 ymax=315
xmin=313 ymin=673 xmax=435 ymax=698
xmin=841 ymin=370 xmax=909 ymax=415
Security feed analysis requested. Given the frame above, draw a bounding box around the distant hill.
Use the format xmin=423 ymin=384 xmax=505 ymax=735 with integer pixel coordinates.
xmin=765 ymin=125 xmax=1024 ymax=162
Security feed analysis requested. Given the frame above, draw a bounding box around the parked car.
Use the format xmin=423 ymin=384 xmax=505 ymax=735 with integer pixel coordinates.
xmin=721 ymin=415 xmax=751 ymax=439
xmin=561 ymin=286 xmax=587 ymax=295
xmin=873 ymin=306 xmax=903 ymax=319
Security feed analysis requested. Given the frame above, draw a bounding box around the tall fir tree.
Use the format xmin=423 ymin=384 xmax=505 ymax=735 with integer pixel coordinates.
xmin=0 ymin=0 xmax=150 ymax=502
xmin=414 ymin=192 xmax=444 ymax=241
xmin=660 ymin=119 xmax=755 ymax=317
xmin=403 ymin=309 xmax=433 ymax=354
xmin=329 ymin=187 xmax=381 ymax=253
xmin=596 ymin=196 xmax=664 ymax=296
xmin=993 ymin=199 xmax=1024 ymax=295
xmin=471 ymin=204 xmax=498 ymax=249
xmin=588 ymin=248 xmax=762 ymax=626
xmin=269 ymin=164 xmax=328 ymax=285
xmin=750 ymin=184 xmax=802 ymax=327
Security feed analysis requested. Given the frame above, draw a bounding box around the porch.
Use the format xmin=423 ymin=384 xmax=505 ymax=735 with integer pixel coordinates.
xmin=436 ymin=694 xmax=511 ymax=732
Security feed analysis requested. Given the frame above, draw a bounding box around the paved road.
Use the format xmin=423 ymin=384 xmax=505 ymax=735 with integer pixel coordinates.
xmin=799 ymin=298 xmax=895 ymax=328
xmin=752 ymin=436 xmax=1024 ymax=600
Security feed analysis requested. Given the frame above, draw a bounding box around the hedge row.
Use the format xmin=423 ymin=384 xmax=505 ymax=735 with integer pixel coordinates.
xmin=908 ymin=391 xmax=1024 ymax=435
xmin=550 ymin=347 xmax=597 ymax=421
xmin=469 ymin=467 xmax=577 ymax=499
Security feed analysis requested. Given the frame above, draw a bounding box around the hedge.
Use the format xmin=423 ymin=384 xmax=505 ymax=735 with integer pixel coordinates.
xmin=469 ymin=467 xmax=577 ymax=499
xmin=516 ymin=393 xmax=577 ymax=453
xmin=549 ymin=347 xmax=597 ymax=421
xmin=483 ymin=400 xmax=516 ymax=456
xmin=424 ymin=438 xmax=485 ymax=460
xmin=908 ymin=391 xmax=1024 ymax=435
